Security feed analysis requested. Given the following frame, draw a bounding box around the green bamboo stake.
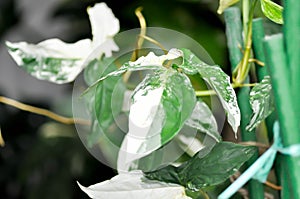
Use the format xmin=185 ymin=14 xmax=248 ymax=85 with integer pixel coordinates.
xmin=252 ymin=18 xmax=277 ymax=139
xmin=282 ymin=2 xmax=300 ymax=196
xmin=224 ymin=7 xmax=264 ymax=199
xmin=283 ymin=0 xmax=300 ymax=121
xmin=264 ymin=34 xmax=300 ymax=198
xmin=252 ymin=18 xmax=281 ymax=197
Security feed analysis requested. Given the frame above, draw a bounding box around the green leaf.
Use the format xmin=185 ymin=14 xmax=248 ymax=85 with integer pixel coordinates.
xmin=185 ymin=100 xmax=222 ymax=142
xmin=84 ymin=57 xmax=115 ymax=86
xmin=217 ymin=0 xmax=240 ymax=14
xmin=145 ymin=142 xmax=256 ymax=191
xmin=117 ymin=69 xmax=196 ymax=171
xmin=78 ymin=171 xmax=192 ymax=199
xmin=261 ymin=0 xmax=283 ymax=24
xmin=6 ymin=39 xmax=91 ymax=83
xmin=179 ymin=48 xmax=240 ymax=136
xmin=83 ymin=58 xmax=126 ymax=148
xmin=95 ymin=74 xmax=126 ymax=141
xmin=246 ymin=76 xmax=274 ymax=131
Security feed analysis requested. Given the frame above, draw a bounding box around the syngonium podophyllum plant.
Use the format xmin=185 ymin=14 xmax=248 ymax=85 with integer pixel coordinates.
xmin=6 ymin=1 xmax=282 ymax=198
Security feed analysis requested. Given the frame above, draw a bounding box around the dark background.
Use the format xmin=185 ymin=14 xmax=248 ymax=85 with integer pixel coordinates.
xmin=0 ymin=0 xmax=228 ymax=198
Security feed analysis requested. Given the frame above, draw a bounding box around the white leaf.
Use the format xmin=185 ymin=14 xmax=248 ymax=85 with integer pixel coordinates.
xmin=88 ymin=3 xmax=119 ymax=47
xmin=78 ymin=171 xmax=191 ymax=199
xmin=6 ymin=2 xmax=120 ymax=83
xmin=6 ymin=39 xmax=92 ymax=83
xmin=127 ymin=48 xmax=183 ymax=67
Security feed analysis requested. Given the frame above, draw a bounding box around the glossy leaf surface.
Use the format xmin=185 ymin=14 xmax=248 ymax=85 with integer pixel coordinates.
xmin=179 ymin=48 xmax=240 ymax=135
xmin=246 ymin=76 xmax=274 ymax=131
xmin=145 ymin=142 xmax=255 ymax=191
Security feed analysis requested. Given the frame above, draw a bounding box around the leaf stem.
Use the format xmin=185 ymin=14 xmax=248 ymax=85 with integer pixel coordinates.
xmin=138 ymin=34 xmax=168 ymax=53
xmin=130 ymin=7 xmax=147 ymax=61
xmin=124 ymin=7 xmax=147 ymax=84
xmin=0 ymin=96 xmax=90 ymax=126
xmin=0 ymin=128 xmax=5 ymax=147
xmin=264 ymin=180 xmax=282 ymax=191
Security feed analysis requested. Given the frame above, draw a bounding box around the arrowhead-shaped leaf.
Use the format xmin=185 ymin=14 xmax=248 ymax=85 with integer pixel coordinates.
xmin=78 ymin=171 xmax=191 ymax=199
xmin=179 ymin=48 xmax=240 ymax=136
xmin=145 ymin=142 xmax=255 ymax=191
xmin=261 ymin=0 xmax=283 ymax=24
xmin=246 ymin=76 xmax=274 ymax=131
xmin=117 ymin=69 xmax=196 ymax=171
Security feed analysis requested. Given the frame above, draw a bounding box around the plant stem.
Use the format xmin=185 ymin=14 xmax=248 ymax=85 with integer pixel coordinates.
xmin=242 ymin=0 xmax=250 ymax=37
xmin=123 ymin=7 xmax=147 ymax=84
xmin=224 ymin=7 xmax=264 ymax=199
xmin=0 ymin=96 xmax=90 ymax=126
xmin=233 ymin=0 xmax=257 ymax=85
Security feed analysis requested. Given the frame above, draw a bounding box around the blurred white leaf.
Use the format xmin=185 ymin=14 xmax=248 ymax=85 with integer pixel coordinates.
xmin=78 ymin=171 xmax=191 ymax=199
xmin=6 ymin=2 xmax=120 ymax=83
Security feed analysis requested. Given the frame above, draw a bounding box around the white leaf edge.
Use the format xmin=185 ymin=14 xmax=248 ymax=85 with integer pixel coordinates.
xmin=127 ymin=48 xmax=183 ymax=67
xmin=78 ymin=171 xmax=191 ymax=199
xmin=6 ymin=2 xmax=120 ymax=83
xmin=90 ymin=48 xmax=183 ymax=85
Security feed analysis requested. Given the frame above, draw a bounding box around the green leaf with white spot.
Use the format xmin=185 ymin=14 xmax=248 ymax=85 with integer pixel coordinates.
xmin=117 ymin=69 xmax=196 ymax=171
xmin=246 ymin=76 xmax=274 ymax=131
xmin=185 ymin=100 xmax=222 ymax=142
xmin=145 ymin=142 xmax=255 ymax=191
xmin=179 ymin=48 xmax=240 ymax=136
xmin=261 ymin=0 xmax=283 ymax=24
